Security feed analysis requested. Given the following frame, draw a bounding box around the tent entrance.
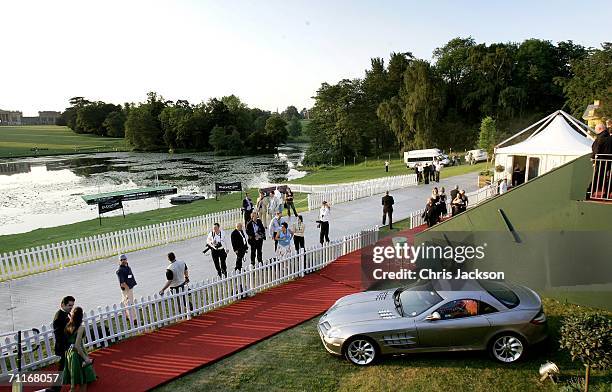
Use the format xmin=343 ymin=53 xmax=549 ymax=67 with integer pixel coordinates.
xmin=527 ymin=157 xmax=540 ymax=180
xmin=511 ymin=156 xmax=526 ymax=186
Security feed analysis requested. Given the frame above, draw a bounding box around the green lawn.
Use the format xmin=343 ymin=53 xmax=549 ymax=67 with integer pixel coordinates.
xmin=154 ymin=298 xmax=611 ymax=392
xmin=292 ymin=159 xmax=488 ymax=185
xmin=0 ymin=190 xmax=308 ymax=254
xmin=0 ymin=125 xmax=128 ymax=158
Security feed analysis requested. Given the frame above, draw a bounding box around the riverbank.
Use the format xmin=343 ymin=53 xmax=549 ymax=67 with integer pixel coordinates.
xmin=0 ymin=190 xmax=308 ymax=254
xmin=0 ymin=125 xmax=129 ymax=158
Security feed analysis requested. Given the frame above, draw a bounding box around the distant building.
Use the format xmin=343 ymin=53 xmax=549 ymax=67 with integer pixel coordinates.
xmin=0 ymin=109 xmax=23 ymax=125
xmin=300 ymin=108 xmax=310 ymax=119
xmin=0 ymin=109 xmax=61 ymax=125
xmin=582 ymin=100 xmax=604 ymax=128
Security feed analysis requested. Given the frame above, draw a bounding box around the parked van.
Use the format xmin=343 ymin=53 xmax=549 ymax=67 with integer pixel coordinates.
xmin=404 ymin=148 xmax=445 ymax=168
xmin=465 ymin=149 xmax=488 ymax=163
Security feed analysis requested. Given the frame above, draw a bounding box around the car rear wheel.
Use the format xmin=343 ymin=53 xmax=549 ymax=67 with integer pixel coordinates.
xmin=344 ymin=337 xmax=377 ymax=366
xmin=489 ymin=334 xmax=525 ymax=363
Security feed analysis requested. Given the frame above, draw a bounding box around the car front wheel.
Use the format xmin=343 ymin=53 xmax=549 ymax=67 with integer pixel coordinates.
xmin=489 ymin=334 xmax=525 ymax=363
xmin=344 ymin=337 xmax=377 ymax=366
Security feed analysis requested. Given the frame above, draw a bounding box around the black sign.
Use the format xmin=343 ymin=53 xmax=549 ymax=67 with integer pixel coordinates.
xmin=215 ymin=182 xmax=242 ymax=192
xmin=98 ymin=197 xmax=123 ymax=214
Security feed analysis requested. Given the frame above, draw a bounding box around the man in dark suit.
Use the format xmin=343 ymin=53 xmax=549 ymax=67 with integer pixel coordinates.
xmin=246 ymin=212 xmax=266 ymax=266
xmin=381 ymin=191 xmax=395 ymax=229
xmin=231 ymin=222 xmax=249 ymax=271
xmin=450 ymin=185 xmax=459 ymax=201
xmin=241 ymin=193 xmax=254 ymax=225
xmin=50 ymin=296 xmax=75 ymax=391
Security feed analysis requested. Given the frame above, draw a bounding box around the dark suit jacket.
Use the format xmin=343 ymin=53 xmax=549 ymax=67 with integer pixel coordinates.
xmin=592 ymin=131 xmax=610 ymax=159
xmin=53 ymin=309 xmax=70 ymax=355
xmin=242 ymin=198 xmax=253 ymax=212
xmin=246 ymin=219 xmax=266 ymax=242
xmin=231 ymin=229 xmax=248 ymax=253
xmin=382 ymin=195 xmax=394 ymax=211
xmin=450 ymin=189 xmax=459 ymax=201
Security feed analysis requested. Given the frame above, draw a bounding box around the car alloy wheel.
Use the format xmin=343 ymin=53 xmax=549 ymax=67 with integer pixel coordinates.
xmin=491 ymin=335 xmax=524 ymax=363
xmin=345 ymin=338 xmax=376 ymax=365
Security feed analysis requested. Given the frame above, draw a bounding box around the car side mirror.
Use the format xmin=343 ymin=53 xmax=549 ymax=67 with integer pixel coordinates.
xmin=426 ymin=311 xmax=441 ymax=321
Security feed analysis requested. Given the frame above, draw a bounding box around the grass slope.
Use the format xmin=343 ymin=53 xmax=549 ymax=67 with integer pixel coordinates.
xmin=155 ymin=298 xmax=611 ymax=392
xmin=0 ymin=125 xmax=127 ymax=158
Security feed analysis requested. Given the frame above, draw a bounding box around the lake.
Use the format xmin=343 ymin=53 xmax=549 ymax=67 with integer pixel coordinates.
xmin=0 ymin=144 xmax=307 ymax=235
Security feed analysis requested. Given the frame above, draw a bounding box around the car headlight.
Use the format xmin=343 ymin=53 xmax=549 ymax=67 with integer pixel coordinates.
xmin=326 ymin=328 xmax=342 ymax=339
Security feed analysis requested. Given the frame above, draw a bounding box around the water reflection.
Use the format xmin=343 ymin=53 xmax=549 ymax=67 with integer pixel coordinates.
xmin=0 ymin=145 xmax=307 ymax=235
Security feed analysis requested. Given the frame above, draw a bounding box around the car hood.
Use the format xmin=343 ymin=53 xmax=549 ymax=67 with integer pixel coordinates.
xmin=321 ymin=290 xmax=400 ymax=327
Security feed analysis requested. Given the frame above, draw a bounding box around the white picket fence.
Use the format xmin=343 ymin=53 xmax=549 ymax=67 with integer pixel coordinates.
xmin=0 ymin=226 xmax=379 ymax=377
xmin=306 ymin=174 xmax=418 ymax=210
xmin=0 ymin=209 xmax=242 ymax=281
xmin=409 ymin=185 xmax=498 ymax=228
xmin=272 ymin=174 xmax=418 ymax=195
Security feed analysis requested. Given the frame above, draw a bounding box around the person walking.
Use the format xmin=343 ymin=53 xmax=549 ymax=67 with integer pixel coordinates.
xmin=206 ymin=223 xmax=229 ymax=277
xmin=284 ymin=187 xmax=298 ymax=217
xmin=292 ymin=215 xmax=305 ymax=251
xmin=246 ymin=212 xmax=266 ymax=266
xmin=241 ymin=192 xmax=254 ymax=225
xmin=434 ymin=159 xmax=442 ymax=182
xmin=257 ymin=191 xmax=271 ymax=227
xmin=268 ymin=211 xmax=285 ymax=251
xmin=414 ymin=163 xmax=421 ymax=183
xmin=429 ymin=162 xmax=436 ymax=182
xmin=269 ymin=190 xmax=282 ymax=218
xmin=63 ymin=306 xmax=96 ymax=391
xmin=318 ymin=201 xmax=331 ymax=244
xmin=275 ymin=222 xmax=293 ymax=259
xmin=381 ymin=191 xmax=394 ymax=229
xmin=50 ymin=296 xmax=75 ymax=392
xmin=231 ymin=222 xmax=249 ymax=271
xmin=159 ymin=252 xmax=190 ymax=294
xmin=384 ymin=160 xmax=389 ymax=172
xmin=423 ymin=163 xmax=430 ymax=184
xmin=417 ymin=163 xmax=424 ymax=184
xmin=115 ymin=254 xmax=137 ymax=324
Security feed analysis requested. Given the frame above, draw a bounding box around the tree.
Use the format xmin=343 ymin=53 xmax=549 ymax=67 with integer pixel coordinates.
xmin=265 ymin=115 xmax=288 ymax=146
xmin=209 ymin=125 xmax=243 ymax=155
xmin=125 ymin=105 xmax=164 ymax=151
xmin=560 ymin=313 xmax=611 ymax=391
xmin=478 ymin=116 xmax=496 ymax=154
xmin=287 ymin=117 xmax=302 ymax=137
xmin=103 ymin=110 xmax=126 ymax=138
xmin=281 ymin=105 xmax=300 ymax=121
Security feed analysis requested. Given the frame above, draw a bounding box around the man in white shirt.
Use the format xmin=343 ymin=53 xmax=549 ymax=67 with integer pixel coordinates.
xmin=159 ymin=252 xmax=189 ymax=295
xmin=318 ymin=201 xmax=331 ymax=244
xmin=206 ymin=223 xmax=229 ymax=277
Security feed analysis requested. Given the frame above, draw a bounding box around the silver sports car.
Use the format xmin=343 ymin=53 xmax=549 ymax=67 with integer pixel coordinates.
xmin=318 ymin=279 xmax=547 ymax=365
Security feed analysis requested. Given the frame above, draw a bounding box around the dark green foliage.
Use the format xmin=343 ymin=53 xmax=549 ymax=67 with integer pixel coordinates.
xmin=103 ymin=111 xmax=126 ymax=138
xmin=305 ymin=37 xmax=606 ymax=165
xmin=287 ymin=117 xmax=302 ymax=137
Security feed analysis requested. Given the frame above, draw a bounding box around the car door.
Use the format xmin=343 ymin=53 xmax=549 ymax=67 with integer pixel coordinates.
xmin=417 ymin=299 xmax=492 ymax=349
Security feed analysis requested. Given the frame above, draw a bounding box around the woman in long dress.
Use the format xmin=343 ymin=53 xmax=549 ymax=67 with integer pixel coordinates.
xmin=275 ymin=222 xmax=293 ymax=258
xmin=63 ymin=306 xmax=96 ymax=391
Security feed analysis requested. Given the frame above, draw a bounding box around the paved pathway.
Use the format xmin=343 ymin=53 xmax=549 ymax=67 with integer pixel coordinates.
xmin=0 ymin=173 xmax=478 ymax=332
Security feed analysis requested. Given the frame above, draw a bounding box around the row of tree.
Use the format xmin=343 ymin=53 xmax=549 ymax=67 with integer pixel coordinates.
xmin=304 ymin=38 xmax=611 ymax=165
xmin=59 ymin=94 xmax=306 ymax=154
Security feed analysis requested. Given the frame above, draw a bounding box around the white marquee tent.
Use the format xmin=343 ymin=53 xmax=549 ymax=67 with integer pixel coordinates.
xmin=494 ymin=110 xmax=594 ymax=184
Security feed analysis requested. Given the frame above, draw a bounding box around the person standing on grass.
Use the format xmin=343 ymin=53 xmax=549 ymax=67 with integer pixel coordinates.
xmin=231 ymin=222 xmax=249 ymax=271
xmin=246 ymin=211 xmax=266 ymax=265
xmin=385 ymin=160 xmax=389 ymax=172
xmin=269 ymin=211 xmax=285 ymax=251
xmin=284 ymin=187 xmax=298 ymax=217
xmin=318 ymin=201 xmax=331 ymax=244
xmin=116 ymin=254 xmax=137 ymax=324
xmin=292 ymin=215 xmax=305 ymax=251
xmin=49 ymin=296 xmax=75 ymax=392
xmin=206 ymin=223 xmax=229 ymax=277
xmin=241 ymin=192 xmax=254 ymax=225
xmin=382 ymin=191 xmax=394 ymax=229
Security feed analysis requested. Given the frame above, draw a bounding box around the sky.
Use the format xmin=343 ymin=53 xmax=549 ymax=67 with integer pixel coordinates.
xmin=1 ymin=0 xmax=611 ymax=116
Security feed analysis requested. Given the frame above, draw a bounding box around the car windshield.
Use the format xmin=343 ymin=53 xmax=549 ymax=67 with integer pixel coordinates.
xmin=396 ymin=282 xmax=443 ymax=317
xmin=478 ymin=280 xmax=520 ymax=309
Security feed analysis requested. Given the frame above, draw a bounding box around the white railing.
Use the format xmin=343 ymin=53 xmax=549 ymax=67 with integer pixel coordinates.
xmin=590 ymin=154 xmax=612 ymax=201
xmin=0 ymin=226 xmax=379 ymax=377
xmin=306 ymin=175 xmax=418 ymax=210
xmin=409 ymin=185 xmax=498 ymax=229
xmin=271 ymin=174 xmax=418 ymax=194
xmin=0 ymin=208 xmax=242 ymax=281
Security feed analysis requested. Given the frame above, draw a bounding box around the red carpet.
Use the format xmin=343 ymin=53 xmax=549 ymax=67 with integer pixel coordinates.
xmin=13 ymin=226 xmax=426 ymax=392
